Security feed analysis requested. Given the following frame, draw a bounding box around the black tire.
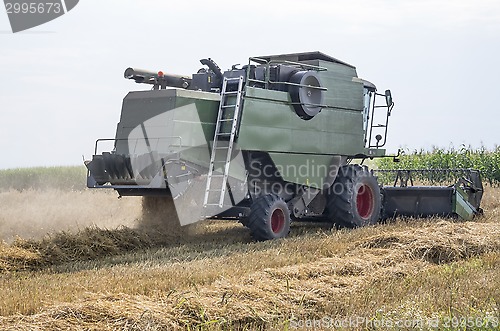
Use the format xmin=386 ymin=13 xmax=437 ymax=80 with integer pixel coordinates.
xmin=247 ymin=194 xmax=291 ymax=241
xmin=327 ymin=165 xmax=381 ymax=228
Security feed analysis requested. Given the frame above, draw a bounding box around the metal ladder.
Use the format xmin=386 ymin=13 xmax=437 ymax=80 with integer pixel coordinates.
xmin=203 ymin=76 xmax=245 ymax=208
xmin=367 ymin=91 xmax=393 ymax=148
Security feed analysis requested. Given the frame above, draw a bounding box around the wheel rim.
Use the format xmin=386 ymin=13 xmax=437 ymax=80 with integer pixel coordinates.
xmin=271 ymin=208 xmax=285 ymax=234
xmin=357 ymin=184 xmax=374 ymax=219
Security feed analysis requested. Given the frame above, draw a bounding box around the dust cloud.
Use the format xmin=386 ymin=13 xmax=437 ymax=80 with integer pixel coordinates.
xmin=0 ymin=189 xmax=142 ymax=243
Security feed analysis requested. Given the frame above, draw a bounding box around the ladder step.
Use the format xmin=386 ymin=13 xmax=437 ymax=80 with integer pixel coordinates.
xmin=221 ymin=105 xmax=236 ymax=108
xmin=218 ymin=119 xmax=234 ymax=122
xmin=223 ymin=91 xmax=238 ymax=95
xmin=216 ymin=133 xmax=231 ymax=136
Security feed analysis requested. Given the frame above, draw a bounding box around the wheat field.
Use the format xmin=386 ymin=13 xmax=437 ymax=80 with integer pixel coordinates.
xmin=0 ymin=173 xmax=499 ymax=330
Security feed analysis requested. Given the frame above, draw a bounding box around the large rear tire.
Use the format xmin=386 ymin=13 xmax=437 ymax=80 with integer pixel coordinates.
xmin=247 ymin=194 xmax=291 ymax=241
xmin=327 ymin=165 xmax=381 ymax=228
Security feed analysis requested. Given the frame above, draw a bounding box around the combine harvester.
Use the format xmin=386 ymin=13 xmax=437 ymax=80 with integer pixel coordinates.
xmin=85 ymin=52 xmax=483 ymax=240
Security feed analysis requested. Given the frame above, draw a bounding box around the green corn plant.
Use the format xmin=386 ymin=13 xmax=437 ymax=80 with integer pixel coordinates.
xmin=375 ymin=145 xmax=500 ymax=186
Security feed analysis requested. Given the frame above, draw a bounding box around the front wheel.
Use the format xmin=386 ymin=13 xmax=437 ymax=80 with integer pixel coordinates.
xmin=247 ymin=194 xmax=291 ymax=241
xmin=326 ymin=165 xmax=381 ymax=228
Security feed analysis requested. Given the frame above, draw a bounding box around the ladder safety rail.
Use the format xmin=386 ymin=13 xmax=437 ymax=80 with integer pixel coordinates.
xmin=203 ymin=76 xmax=245 ymax=208
xmin=367 ymin=91 xmax=394 ymax=149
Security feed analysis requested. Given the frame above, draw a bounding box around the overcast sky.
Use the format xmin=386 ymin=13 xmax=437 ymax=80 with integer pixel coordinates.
xmin=1 ymin=0 xmax=499 ymax=169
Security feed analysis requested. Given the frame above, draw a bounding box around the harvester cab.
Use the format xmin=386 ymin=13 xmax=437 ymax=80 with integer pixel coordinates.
xmin=85 ymin=51 xmax=483 ymax=241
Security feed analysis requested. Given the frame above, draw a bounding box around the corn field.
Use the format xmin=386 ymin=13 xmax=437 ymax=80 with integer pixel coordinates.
xmin=376 ymin=146 xmax=500 ymax=186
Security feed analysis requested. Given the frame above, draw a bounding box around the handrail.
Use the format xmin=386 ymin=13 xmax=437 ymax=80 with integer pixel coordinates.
xmin=268 ymin=80 xmax=328 ymax=91
xmin=248 ymin=57 xmax=268 ymax=65
xmin=246 ymin=57 xmax=328 ymax=92
xmin=268 ymin=59 xmax=327 ymax=72
xmin=94 ymin=136 xmax=183 ymax=156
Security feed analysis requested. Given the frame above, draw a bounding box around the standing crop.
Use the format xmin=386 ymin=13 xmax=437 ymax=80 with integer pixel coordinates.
xmin=376 ymin=145 xmax=500 ymax=186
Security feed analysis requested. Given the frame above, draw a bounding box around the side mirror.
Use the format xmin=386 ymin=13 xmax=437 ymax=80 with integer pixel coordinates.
xmin=385 ymin=89 xmax=393 ymax=107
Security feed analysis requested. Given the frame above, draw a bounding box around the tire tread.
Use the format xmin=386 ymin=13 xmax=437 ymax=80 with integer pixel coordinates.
xmin=247 ymin=194 xmax=290 ymax=241
xmin=327 ymin=165 xmax=381 ymax=228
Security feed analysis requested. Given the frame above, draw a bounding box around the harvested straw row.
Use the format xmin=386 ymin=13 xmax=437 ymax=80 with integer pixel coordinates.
xmin=0 ymin=196 xmax=188 ymax=272
xmin=2 ymin=220 xmax=499 ymax=330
